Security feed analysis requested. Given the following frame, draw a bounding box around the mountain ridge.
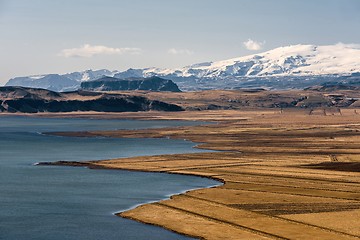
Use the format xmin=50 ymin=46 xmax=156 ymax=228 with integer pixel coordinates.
xmin=0 ymin=86 xmax=184 ymax=113
xmin=5 ymin=43 xmax=360 ymax=91
xmin=81 ymin=76 xmax=181 ymax=92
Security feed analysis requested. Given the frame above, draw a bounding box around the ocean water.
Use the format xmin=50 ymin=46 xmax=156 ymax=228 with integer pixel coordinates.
xmin=0 ymin=116 xmax=220 ymax=240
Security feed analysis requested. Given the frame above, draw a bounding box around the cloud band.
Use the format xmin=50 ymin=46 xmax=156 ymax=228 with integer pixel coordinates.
xmin=58 ymin=44 xmax=141 ymax=58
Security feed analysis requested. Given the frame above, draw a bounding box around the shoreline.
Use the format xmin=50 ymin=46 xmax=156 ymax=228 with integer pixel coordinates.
xmin=37 ymin=160 xmax=224 ymax=240
xmin=35 ymin=109 xmax=360 ymax=239
xmin=1 ymin=115 xmax=226 ymax=240
xmin=37 ymin=160 xmax=225 ymax=183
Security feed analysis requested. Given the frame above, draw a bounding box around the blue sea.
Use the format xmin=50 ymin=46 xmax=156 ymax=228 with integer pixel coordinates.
xmin=0 ymin=116 xmax=219 ymax=240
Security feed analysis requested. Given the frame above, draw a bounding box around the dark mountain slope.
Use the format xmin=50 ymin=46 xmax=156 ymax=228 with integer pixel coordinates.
xmin=81 ymin=76 xmax=181 ymax=92
xmin=0 ymin=87 xmax=183 ymax=113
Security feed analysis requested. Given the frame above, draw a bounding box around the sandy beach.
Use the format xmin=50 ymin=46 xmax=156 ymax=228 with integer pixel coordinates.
xmin=38 ymin=109 xmax=360 ymax=240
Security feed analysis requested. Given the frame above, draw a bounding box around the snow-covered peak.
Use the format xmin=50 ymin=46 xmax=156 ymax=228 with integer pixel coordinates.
xmin=5 ymin=43 xmax=360 ymax=91
xmin=171 ymin=43 xmax=360 ymax=78
xmin=64 ymin=69 xmax=117 ymax=82
xmin=111 ymin=44 xmax=359 ymax=80
xmin=5 ymin=69 xmax=118 ymax=92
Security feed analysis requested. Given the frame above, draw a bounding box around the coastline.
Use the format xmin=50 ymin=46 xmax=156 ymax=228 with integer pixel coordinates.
xmin=38 ymin=109 xmax=360 ymax=239
xmin=37 ymin=160 xmax=225 ymax=240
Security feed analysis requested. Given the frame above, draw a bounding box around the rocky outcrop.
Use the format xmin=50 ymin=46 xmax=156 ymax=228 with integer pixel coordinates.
xmin=0 ymin=86 xmax=183 ymax=113
xmin=81 ymin=76 xmax=181 ymax=92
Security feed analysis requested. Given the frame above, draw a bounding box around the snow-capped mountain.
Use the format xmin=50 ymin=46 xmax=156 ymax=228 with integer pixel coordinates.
xmin=5 ymin=44 xmax=360 ymax=91
xmin=117 ymin=44 xmax=360 ymax=79
xmin=123 ymin=43 xmax=360 ymax=90
xmin=5 ymin=69 xmax=118 ymax=92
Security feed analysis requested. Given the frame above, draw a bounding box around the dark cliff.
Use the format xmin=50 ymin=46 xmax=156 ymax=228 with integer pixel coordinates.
xmin=0 ymin=86 xmax=183 ymax=113
xmin=80 ymin=76 xmax=181 ymax=92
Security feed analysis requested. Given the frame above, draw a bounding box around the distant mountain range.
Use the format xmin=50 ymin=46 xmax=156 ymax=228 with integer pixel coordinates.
xmin=5 ymin=69 xmax=115 ymax=92
xmin=5 ymin=44 xmax=360 ymax=91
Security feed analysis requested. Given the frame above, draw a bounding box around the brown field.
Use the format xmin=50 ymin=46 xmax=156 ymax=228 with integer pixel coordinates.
xmin=92 ymin=88 xmax=360 ymax=110
xmin=45 ymin=108 xmax=360 ymax=240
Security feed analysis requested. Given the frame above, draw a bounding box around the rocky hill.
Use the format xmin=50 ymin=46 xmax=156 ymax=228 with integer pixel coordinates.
xmin=1 ymin=86 xmax=359 ymax=113
xmin=116 ymin=88 xmax=360 ymax=110
xmin=0 ymin=87 xmax=183 ymax=113
xmin=81 ymin=76 xmax=181 ymax=92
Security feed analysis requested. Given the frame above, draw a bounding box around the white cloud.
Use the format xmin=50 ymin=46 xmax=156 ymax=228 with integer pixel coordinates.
xmin=58 ymin=44 xmax=142 ymax=58
xmin=243 ymin=39 xmax=265 ymax=51
xmin=167 ymin=48 xmax=194 ymax=55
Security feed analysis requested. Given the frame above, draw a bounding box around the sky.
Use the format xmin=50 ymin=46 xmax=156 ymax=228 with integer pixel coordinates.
xmin=0 ymin=0 xmax=359 ymax=85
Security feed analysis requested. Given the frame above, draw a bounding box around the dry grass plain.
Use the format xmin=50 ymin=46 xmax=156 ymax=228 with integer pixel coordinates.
xmin=48 ymin=109 xmax=360 ymax=240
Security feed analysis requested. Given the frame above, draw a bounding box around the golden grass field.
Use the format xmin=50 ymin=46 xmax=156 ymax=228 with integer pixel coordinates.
xmin=46 ymin=108 xmax=360 ymax=240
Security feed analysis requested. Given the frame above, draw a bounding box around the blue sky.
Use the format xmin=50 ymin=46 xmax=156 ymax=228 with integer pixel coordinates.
xmin=1 ymin=0 xmax=359 ymax=84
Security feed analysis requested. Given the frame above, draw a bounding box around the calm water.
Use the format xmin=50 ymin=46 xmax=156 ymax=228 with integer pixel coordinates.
xmin=0 ymin=116 xmax=219 ymax=240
